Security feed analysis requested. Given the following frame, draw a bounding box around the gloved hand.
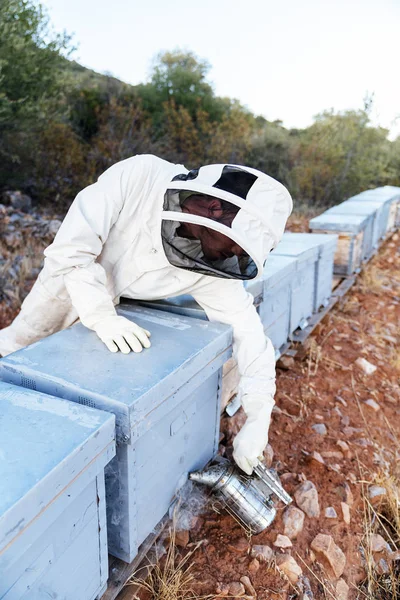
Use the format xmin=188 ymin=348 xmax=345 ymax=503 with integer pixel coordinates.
xmin=232 ymin=394 xmax=274 ymax=475
xmin=93 ymin=315 xmax=151 ymax=354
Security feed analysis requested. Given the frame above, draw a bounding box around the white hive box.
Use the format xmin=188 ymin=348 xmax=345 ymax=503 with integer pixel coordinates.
xmin=0 ymin=381 xmax=115 ymax=600
xmin=270 ymin=237 xmax=320 ymax=332
xmin=0 ymin=305 xmax=231 ymax=564
xmin=309 ymin=213 xmax=369 ymax=276
xmin=348 ymin=186 xmax=400 ymax=234
xmin=323 ymin=202 xmax=378 ymax=260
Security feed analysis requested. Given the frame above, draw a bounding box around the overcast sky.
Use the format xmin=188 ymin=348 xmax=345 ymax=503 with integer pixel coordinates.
xmin=42 ymin=0 xmax=400 ymax=139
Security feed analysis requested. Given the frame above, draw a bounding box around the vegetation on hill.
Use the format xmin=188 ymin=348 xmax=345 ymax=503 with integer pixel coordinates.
xmin=1 ymin=0 xmax=399 ymax=211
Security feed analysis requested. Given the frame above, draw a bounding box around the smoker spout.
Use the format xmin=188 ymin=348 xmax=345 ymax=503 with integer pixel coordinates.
xmin=189 ymin=462 xmax=227 ymax=488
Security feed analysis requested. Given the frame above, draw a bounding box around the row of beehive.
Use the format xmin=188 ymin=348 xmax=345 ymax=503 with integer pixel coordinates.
xmin=310 ymin=186 xmax=400 ymax=275
xmin=0 ymin=233 xmax=339 ymax=597
xmin=0 ymin=185 xmax=398 ymax=598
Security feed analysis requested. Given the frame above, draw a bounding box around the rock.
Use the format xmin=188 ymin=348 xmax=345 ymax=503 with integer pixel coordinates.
xmin=294 ymin=481 xmax=320 ymax=518
xmin=240 ymin=576 xmax=256 ymax=596
xmin=363 ymin=398 xmax=380 ymax=412
xmin=227 ymin=537 xmax=249 ymax=554
xmin=321 ymin=451 xmax=344 ymax=460
xmin=228 ymin=581 xmax=246 ymax=596
xmin=335 ymin=578 xmax=349 ymax=600
xmin=325 ymin=507 xmax=338 ymax=518
xmin=3 ymin=190 xmax=32 ymax=211
xmin=175 ymin=529 xmax=190 ymax=547
xmin=274 ymin=534 xmax=292 ymax=548
xmin=355 ymin=357 xmax=377 ymax=375
xmin=336 ymin=440 xmax=350 ymax=453
xmin=376 ymin=557 xmax=390 ymax=575
xmin=277 ymin=356 xmax=295 ymax=370
xmin=311 ymin=423 xmax=327 ymax=435
xmin=309 ymin=451 xmax=325 ymax=466
xmin=275 ymin=554 xmax=303 ymax=584
xmin=250 ymin=544 xmax=273 ymax=563
xmin=263 ymin=443 xmax=274 ymax=468
xmin=248 ymin=558 xmax=260 ymax=573
xmin=342 ymin=426 xmax=363 ymax=436
xmin=368 ymin=485 xmax=387 ymax=505
xmin=370 ymin=533 xmax=391 ymax=553
xmin=283 ymin=506 xmax=305 ymax=539
xmin=216 ymin=582 xmax=230 ymax=596
xmin=341 ymin=502 xmax=351 ymax=524
xmin=310 ymin=534 xmax=346 ymax=578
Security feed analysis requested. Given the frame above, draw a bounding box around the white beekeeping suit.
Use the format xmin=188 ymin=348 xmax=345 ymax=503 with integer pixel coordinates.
xmin=0 ymin=155 xmax=292 ymax=475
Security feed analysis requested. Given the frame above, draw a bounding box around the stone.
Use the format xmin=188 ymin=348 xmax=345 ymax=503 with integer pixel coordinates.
xmin=240 ymin=576 xmax=256 ymax=596
xmin=175 ymin=529 xmax=189 ymax=547
xmin=248 ymin=558 xmax=260 ymax=574
xmin=227 ymin=537 xmax=249 ymax=554
xmin=355 ymin=357 xmax=377 ymax=375
xmin=274 ymin=534 xmax=292 ymax=548
xmin=310 ymin=534 xmax=346 ymax=578
xmin=325 ymin=507 xmax=338 ymax=518
xmin=228 ymin=581 xmax=246 ymax=596
xmin=368 ymin=485 xmax=387 ymax=505
xmin=370 ymin=533 xmax=391 ymax=553
xmin=216 ymin=582 xmax=230 ymax=596
xmin=263 ymin=443 xmax=274 ymax=468
xmin=341 ymin=502 xmax=351 ymax=524
xmin=321 ymin=451 xmax=344 ymax=460
xmin=2 ymin=190 xmax=32 ymax=212
xmin=335 ymin=578 xmax=349 ymax=600
xmin=336 ymin=440 xmax=350 ymax=453
xmin=277 ymin=356 xmax=295 ymax=370
xmin=363 ymin=398 xmax=380 ymax=411
xmin=250 ymin=544 xmax=273 ymax=563
xmin=309 ymin=451 xmax=325 ymax=466
xmin=294 ymin=481 xmax=320 ymax=518
xmin=275 ymin=554 xmax=302 ymax=584
xmin=283 ymin=506 xmax=305 ymax=539
xmin=311 ymin=423 xmax=327 ymax=435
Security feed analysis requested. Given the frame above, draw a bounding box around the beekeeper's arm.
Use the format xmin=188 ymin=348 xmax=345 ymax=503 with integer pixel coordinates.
xmin=192 ymin=278 xmax=276 ymax=475
xmin=43 ymin=157 xmax=150 ymax=353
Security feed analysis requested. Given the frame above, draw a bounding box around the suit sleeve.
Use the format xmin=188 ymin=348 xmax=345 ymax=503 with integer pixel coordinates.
xmin=43 ymin=157 xmax=140 ymax=329
xmin=191 ymin=277 xmax=276 ymax=405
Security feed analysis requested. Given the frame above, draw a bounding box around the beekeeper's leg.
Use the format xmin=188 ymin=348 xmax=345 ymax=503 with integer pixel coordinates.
xmin=0 ymin=273 xmax=78 ymax=356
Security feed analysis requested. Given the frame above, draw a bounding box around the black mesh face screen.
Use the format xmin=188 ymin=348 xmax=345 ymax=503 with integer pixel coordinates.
xmin=213 ymin=166 xmax=257 ymax=199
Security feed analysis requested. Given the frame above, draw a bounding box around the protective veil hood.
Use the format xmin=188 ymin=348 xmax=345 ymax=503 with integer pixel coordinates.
xmin=161 ymin=164 xmax=293 ymax=280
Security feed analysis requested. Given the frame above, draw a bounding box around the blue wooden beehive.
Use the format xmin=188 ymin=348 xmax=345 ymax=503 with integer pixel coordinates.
xmin=309 ymin=213 xmax=369 ymax=275
xmin=0 ymin=305 xmax=231 ymax=563
xmin=0 ymin=381 xmax=115 ymax=600
xmin=347 ymin=187 xmax=400 ymax=235
xmin=323 ymin=202 xmax=378 ymax=260
xmin=270 ymin=237 xmax=320 ymax=332
xmin=282 ymin=233 xmax=338 ymax=309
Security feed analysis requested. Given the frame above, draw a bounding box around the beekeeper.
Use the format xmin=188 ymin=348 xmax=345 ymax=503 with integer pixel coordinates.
xmin=0 ymin=155 xmax=292 ymax=475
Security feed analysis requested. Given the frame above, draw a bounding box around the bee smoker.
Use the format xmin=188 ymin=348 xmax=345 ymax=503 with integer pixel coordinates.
xmin=189 ymin=456 xmax=292 ymax=534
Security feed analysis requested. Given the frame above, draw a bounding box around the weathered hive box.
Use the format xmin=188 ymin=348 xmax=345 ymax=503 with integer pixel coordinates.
xmin=280 ymin=233 xmax=338 ymax=310
xmin=348 ymin=187 xmax=400 ymax=235
xmin=0 ymin=381 xmax=115 ymax=600
xmin=259 ymin=254 xmax=297 ymax=351
xmin=0 ymin=305 xmax=231 ymax=564
xmin=309 ymin=213 xmax=369 ymax=276
xmin=270 ymin=238 xmax=319 ymax=332
xmin=323 ymin=202 xmax=378 ymax=260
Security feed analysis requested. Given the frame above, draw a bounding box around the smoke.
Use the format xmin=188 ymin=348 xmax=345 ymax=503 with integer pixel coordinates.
xmin=170 ymin=480 xmax=210 ymax=532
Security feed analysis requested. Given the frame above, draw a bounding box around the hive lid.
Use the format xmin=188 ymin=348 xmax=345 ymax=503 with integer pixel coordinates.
xmin=0 ymin=381 xmax=115 ymax=554
xmin=137 ymin=295 xmax=207 ymax=321
xmin=348 ymin=187 xmax=400 ymax=203
xmin=282 ymin=232 xmax=338 ymax=252
xmin=309 ymin=213 xmax=369 ymax=232
xmin=0 ymin=305 xmax=232 ymax=442
xmin=271 ymin=237 xmax=320 ymax=263
xmin=325 ymin=201 xmax=381 ymax=216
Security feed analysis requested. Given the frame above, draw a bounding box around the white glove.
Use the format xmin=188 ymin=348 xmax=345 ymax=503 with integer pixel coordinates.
xmin=232 ymin=394 xmax=274 ymax=475
xmin=93 ymin=315 xmax=151 ymax=354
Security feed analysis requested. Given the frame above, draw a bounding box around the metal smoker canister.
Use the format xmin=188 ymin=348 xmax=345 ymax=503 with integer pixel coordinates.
xmin=190 ymin=457 xmax=292 ymax=534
